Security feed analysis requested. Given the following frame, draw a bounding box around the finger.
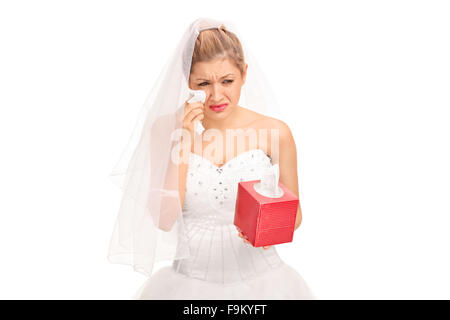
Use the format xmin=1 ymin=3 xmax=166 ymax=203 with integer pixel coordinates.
xmin=185 ymin=105 xmax=204 ymax=116
xmin=184 ymin=109 xmax=203 ymax=123
xmin=183 ymin=108 xmax=203 ymax=125
xmin=191 ymin=113 xmax=204 ymax=123
xmin=184 ymin=101 xmax=204 ymax=114
xmin=188 ymin=104 xmax=204 ymax=115
xmin=186 ymin=105 xmax=204 ymax=117
xmin=185 ymin=101 xmax=203 ymax=108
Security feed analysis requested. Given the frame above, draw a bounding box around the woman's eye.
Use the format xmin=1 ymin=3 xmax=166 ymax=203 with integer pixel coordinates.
xmin=198 ymin=80 xmax=233 ymax=86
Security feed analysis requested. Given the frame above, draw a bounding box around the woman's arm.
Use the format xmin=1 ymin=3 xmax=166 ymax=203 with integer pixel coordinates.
xmin=273 ymin=120 xmax=303 ymax=231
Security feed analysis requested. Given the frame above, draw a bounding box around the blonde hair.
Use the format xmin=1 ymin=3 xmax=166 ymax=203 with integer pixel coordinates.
xmin=190 ymin=25 xmax=246 ymax=76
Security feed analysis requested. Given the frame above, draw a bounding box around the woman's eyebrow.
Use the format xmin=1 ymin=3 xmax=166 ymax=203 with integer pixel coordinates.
xmin=195 ymin=73 xmax=235 ymax=81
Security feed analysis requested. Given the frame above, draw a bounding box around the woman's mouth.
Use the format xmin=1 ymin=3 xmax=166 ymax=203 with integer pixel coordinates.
xmin=209 ymin=103 xmax=228 ymax=112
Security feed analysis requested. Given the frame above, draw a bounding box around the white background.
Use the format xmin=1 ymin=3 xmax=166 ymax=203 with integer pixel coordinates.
xmin=0 ymin=0 xmax=449 ymax=299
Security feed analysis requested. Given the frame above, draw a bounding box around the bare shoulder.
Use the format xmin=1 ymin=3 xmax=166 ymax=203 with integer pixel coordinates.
xmin=251 ymin=111 xmax=293 ymax=140
xmin=239 ymin=107 xmax=295 ymax=158
xmin=239 ymin=106 xmax=289 ymax=131
xmin=264 ymin=119 xmax=296 ymax=166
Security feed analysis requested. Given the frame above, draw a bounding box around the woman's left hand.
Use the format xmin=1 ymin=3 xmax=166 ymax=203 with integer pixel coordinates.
xmin=236 ymin=226 xmax=271 ymax=250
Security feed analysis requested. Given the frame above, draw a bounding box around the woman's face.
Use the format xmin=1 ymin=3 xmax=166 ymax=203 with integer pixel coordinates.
xmin=189 ymin=57 xmax=247 ymax=119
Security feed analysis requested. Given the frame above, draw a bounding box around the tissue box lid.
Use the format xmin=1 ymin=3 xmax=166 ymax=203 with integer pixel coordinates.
xmin=238 ymin=180 xmax=298 ymax=204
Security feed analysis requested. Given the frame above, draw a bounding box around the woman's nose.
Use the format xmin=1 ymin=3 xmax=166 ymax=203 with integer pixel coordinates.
xmin=210 ymin=84 xmax=223 ymax=101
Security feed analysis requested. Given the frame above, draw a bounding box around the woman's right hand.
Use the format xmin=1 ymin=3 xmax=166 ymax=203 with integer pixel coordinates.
xmin=182 ymin=100 xmax=204 ymax=147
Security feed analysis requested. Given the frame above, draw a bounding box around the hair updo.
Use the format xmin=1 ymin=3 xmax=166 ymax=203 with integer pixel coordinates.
xmin=189 ymin=25 xmax=246 ymax=78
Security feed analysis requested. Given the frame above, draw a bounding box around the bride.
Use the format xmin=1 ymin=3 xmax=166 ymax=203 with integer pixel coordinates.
xmin=108 ymin=18 xmax=316 ymax=300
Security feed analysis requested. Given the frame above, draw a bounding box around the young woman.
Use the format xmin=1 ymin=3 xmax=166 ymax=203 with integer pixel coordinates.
xmin=108 ymin=18 xmax=316 ymax=300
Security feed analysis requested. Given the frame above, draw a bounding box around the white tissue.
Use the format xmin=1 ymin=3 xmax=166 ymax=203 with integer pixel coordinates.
xmin=187 ymin=89 xmax=206 ymax=135
xmin=187 ymin=89 xmax=206 ymax=104
xmin=253 ymin=163 xmax=284 ymax=198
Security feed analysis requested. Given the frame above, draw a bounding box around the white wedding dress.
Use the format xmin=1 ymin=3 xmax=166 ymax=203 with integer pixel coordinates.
xmin=134 ymin=149 xmax=316 ymax=300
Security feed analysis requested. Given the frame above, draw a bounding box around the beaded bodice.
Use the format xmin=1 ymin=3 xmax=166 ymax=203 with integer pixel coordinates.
xmin=172 ymin=149 xmax=285 ymax=284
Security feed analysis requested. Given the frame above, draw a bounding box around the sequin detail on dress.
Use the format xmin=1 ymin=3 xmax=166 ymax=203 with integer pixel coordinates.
xmin=172 ymin=149 xmax=285 ymax=284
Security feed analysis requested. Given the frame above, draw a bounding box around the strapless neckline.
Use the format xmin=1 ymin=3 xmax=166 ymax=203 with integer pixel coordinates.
xmin=179 ymin=147 xmax=283 ymax=284
xmin=190 ymin=148 xmax=268 ymax=169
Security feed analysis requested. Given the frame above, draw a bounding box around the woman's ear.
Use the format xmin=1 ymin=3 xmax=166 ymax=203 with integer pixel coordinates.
xmin=242 ymin=64 xmax=248 ymax=84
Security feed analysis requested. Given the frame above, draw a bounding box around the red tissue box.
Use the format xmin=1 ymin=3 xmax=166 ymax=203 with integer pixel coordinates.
xmin=234 ymin=180 xmax=299 ymax=247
